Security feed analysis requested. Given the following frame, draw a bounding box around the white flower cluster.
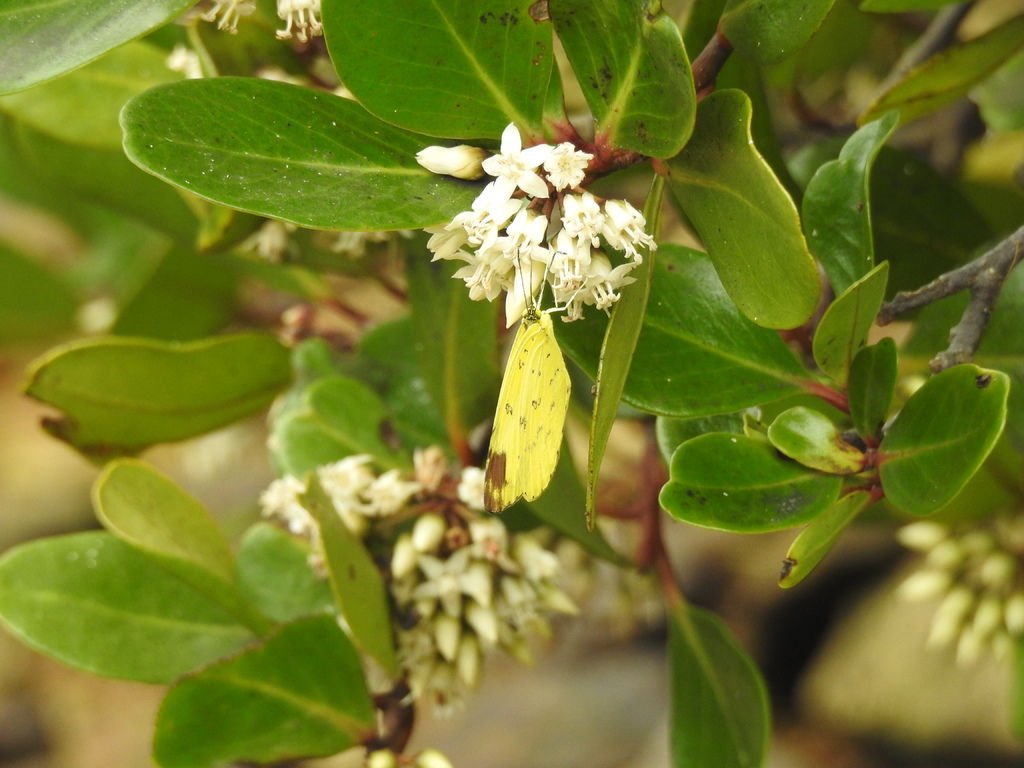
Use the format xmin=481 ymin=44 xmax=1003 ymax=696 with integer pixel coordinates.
xmin=418 ymin=124 xmax=656 ymax=325
xmin=367 ymin=747 xmax=454 ymax=768
xmin=201 ymin=0 xmax=322 ymax=42
xmin=260 ymin=455 xmax=421 ymax=541
xmin=898 ymin=516 xmax=1024 ymax=665
xmin=391 ymin=511 xmax=576 ymax=715
xmin=259 ymin=451 xmax=576 ymax=715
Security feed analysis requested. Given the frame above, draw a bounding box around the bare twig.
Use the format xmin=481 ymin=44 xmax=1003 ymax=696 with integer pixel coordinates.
xmin=692 ymin=30 xmax=733 ymax=98
xmin=878 ymin=224 xmax=1024 ymax=371
xmin=875 ymin=3 xmax=973 ymax=96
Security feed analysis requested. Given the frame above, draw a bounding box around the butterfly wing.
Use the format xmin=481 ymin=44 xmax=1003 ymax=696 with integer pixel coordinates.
xmin=485 ymin=313 xmax=571 ymax=513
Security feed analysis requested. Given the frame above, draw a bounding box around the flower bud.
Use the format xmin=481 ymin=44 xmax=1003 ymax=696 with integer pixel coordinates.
xmin=897 ymin=521 xmax=947 ymax=551
xmin=367 ymin=749 xmax=399 ymax=768
xmin=412 ymin=514 xmax=447 ymax=553
xmin=434 ymin=614 xmax=461 ymax=661
xmin=391 ymin=534 xmax=418 ymax=579
xmin=539 ymin=584 xmax=578 ymax=615
xmin=456 ymin=635 xmax=482 ymax=687
xmin=460 ymin=563 xmax=494 ymax=607
xmin=899 ymin=569 xmax=950 ymax=601
xmin=465 ymin=601 xmax=499 ymax=646
xmin=979 ymin=551 xmax=1016 ymax=589
xmin=972 ymin=595 xmax=1003 ymax=639
xmin=416 ymin=145 xmax=487 ymax=180
xmin=415 ymin=748 xmax=455 ymax=768
xmin=925 ymin=540 xmax=962 ymax=570
xmin=956 ymin=625 xmax=983 ymax=666
xmin=928 ymin=586 xmax=973 ymax=647
xmin=1004 ymin=592 xmax=1024 ymax=635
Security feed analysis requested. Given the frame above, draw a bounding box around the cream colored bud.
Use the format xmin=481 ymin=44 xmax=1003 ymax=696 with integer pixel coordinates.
xmin=367 ymin=749 xmax=399 ymax=768
xmin=959 ymin=530 xmax=994 ymax=555
xmin=972 ymin=596 xmax=1003 ymax=639
xmin=434 ymin=613 xmax=462 ymax=661
xmin=897 ymin=521 xmax=948 ymax=551
xmin=460 ymin=563 xmax=494 ymax=607
xmin=503 ymin=635 xmax=534 ymax=666
xmin=455 ymin=635 xmax=482 ymax=687
xmin=956 ymin=626 xmax=984 ymax=666
xmin=992 ymin=630 xmax=1013 ymax=661
xmin=416 ymin=597 xmax=438 ymax=620
xmin=899 ymin=569 xmax=951 ymax=601
xmin=1004 ymin=592 xmax=1024 ymax=635
xmin=415 ymin=749 xmax=455 ymax=768
xmin=465 ymin=601 xmax=499 ymax=647
xmin=392 ymin=534 xmax=418 ymax=579
xmin=416 ymin=145 xmax=487 ymax=180
xmin=539 ymin=584 xmax=578 ymax=615
xmin=979 ymin=551 xmax=1016 ymax=589
xmin=928 ymin=586 xmax=973 ymax=647
xmin=514 ymin=535 xmax=560 ymax=581
xmin=412 ymin=513 xmax=447 ymax=553
xmin=925 ymin=540 xmax=962 ymax=570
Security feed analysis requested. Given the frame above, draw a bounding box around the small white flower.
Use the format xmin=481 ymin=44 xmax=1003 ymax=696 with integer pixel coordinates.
xmin=426 ymin=224 xmax=471 ymax=262
xmin=201 ymin=0 xmax=255 ymax=33
xmin=457 ymin=467 xmax=486 ymax=510
xmin=504 ymin=256 xmax=547 ymax=326
xmin=330 ymin=230 xmax=394 ymax=259
xmin=481 ymin=123 xmax=553 ymax=200
xmin=318 ymin=455 xmax=375 ymax=508
xmin=276 ymin=0 xmax=323 ymax=42
xmin=364 ymin=469 xmax=421 ymax=516
xmin=416 ymin=749 xmax=456 ymax=768
xmin=513 ymin=535 xmax=560 ymax=581
xmin=561 ymin=191 xmax=605 ymax=248
xmin=465 ymin=601 xmax=499 ymax=646
xmin=601 ymin=199 xmax=655 ymax=261
xmin=543 ymin=143 xmax=592 ymax=190
xmin=585 ymin=253 xmax=637 ymax=311
xmin=434 ymin=614 xmax=462 ymax=661
xmin=897 ymin=521 xmax=948 ymax=551
xmin=245 ymin=220 xmax=295 ymax=262
xmin=166 ymin=45 xmax=203 ymax=79
xmin=899 ymin=569 xmax=951 ymax=601
xmin=259 ymin=476 xmax=312 ymax=535
xmin=416 ymin=145 xmax=488 ymax=180
xmin=367 ymin=749 xmax=399 ymax=768
xmin=451 ymin=185 xmax=524 ymax=249
xmin=415 ymin=548 xmax=479 ymax=616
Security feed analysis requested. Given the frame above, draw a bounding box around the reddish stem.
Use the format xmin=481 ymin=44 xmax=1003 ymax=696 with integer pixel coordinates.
xmin=802 ymin=380 xmax=850 ymax=413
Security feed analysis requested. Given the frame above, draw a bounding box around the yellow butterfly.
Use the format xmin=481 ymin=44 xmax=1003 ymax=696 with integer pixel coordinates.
xmin=483 ymin=303 xmax=571 ymax=513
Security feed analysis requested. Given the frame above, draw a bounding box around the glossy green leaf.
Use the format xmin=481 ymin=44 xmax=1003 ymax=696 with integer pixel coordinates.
xmin=112 ymin=247 xmax=237 ymax=341
xmin=122 ymin=78 xmax=480 ymax=230
xmin=812 ymin=261 xmax=889 ymax=384
xmin=322 ymin=0 xmax=554 ymax=139
xmin=880 ymin=365 xmax=1009 ymax=515
xmin=525 ymin=442 xmax=622 ymax=562
xmin=586 ymin=177 xmax=663 ymax=523
xmin=669 ymin=604 xmax=770 ymax=768
xmin=767 ymin=406 xmax=866 ymax=474
xmin=557 ymin=245 xmax=807 ymax=418
xmin=656 ymin=414 xmax=745 ymax=463
xmin=666 ymin=90 xmax=820 ymax=329
xmin=25 ymin=333 xmax=291 ymax=458
xmin=870 ymin=148 xmax=990 ymax=296
xmin=550 ymin=0 xmax=695 ymax=157
xmin=407 ymin=255 xmax=498 ymax=452
xmin=0 ymin=0 xmax=193 ymax=94
xmin=803 ymin=112 xmax=898 ymax=295
xmin=720 ymin=0 xmax=836 ymax=64
xmin=848 ymin=338 xmax=897 ymax=438
xmin=10 ymin=119 xmax=197 ymax=243
xmin=860 ymin=0 xmax=960 ymax=9
xmin=271 ymin=375 xmax=406 ymax=476
xmin=0 ymin=532 xmax=254 ymax=683
xmin=661 ymin=433 xmax=842 ymax=531
xmin=301 ymin=477 xmax=398 ymax=675
xmin=153 ymin=615 xmax=374 ymax=768
xmin=974 ymin=50 xmax=1024 ymax=132
xmin=0 ymin=42 xmax=180 ymax=149
xmin=779 ymin=490 xmax=871 ymax=588
xmin=0 ymin=244 xmax=76 ymax=343
xmin=236 ymin=524 xmax=334 ymax=624
xmin=861 ymin=16 xmax=1024 ymax=125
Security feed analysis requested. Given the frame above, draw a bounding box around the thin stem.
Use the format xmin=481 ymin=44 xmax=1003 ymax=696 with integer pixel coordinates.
xmin=879 ymin=224 xmax=1024 ymax=371
xmin=802 ymin=380 xmax=851 ymax=413
xmin=691 ymin=30 xmax=734 ymax=98
xmin=874 ymin=3 xmax=973 ymax=97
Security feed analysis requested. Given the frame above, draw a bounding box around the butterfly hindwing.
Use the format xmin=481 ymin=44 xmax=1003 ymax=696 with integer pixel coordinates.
xmin=484 ymin=312 xmax=570 ymax=513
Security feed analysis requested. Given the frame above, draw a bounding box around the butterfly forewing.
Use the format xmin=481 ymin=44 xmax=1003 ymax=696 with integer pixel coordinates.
xmin=484 ymin=312 xmax=571 ymax=513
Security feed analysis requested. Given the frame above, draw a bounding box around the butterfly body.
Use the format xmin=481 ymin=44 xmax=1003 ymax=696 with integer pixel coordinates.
xmin=484 ymin=308 xmax=571 ymax=513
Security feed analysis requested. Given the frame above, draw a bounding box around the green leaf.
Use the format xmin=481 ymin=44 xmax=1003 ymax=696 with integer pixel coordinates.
xmin=669 ymin=604 xmax=770 ymax=768
xmin=236 ymin=524 xmax=334 ymax=624
xmin=557 ymin=245 xmax=807 ymax=418
xmin=803 ymin=112 xmax=898 ymax=295
xmin=524 ymin=441 xmax=622 ymax=562
xmin=122 ymin=78 xmax=480 ymax=230
xmin=322 ymin=0 xmax=554 ymax=139
xmin=0 ymin=243 xmax=76 ymax=343
xmin=112 ymin=247 xmax=237 ymax=341
xmin=974 ymin=50 xmax=1024 ymax=132
xmin=767 ymin=406 xmax=866 ymax=474
xmin=720 ymin=0 xmax=836 ymax=64
xmin=586 ymin=177 xmax=663 ymax=523
xmin=407 ymin=255 xmax=498 ymax=452
xmin=779 ymin=490 xmax=871 ymax=588
xmin=0 ymin=0 xmax=194 ymax=94
xmin=861 ymin=0 xmax=961 ymax=10
xmin=812 ymin=261 xmax=889 ymax=384
xmin=661 ymin=433 xmax=842 ymax=531
xmin=25 ymin=333 xmax=292 ymax=459
xmin=666 ymin=90 xmax=820 ymax=329
xmin=153 ymin=615 xmax=374 ymax=768
xmin=880 ymin=365 xmax=1009 ymax=515
xmin=870 ymin=148 xmax=990 ymax=296
xmin=550 ymin=0 xmax=695 ymax=157
xmin=271 ymin=375 xmax=406 ymax=476
xmin=0 ymin=41 xmax=181 ymax=149
xmin=861 ymin=16 xmax=1024 ymax=125
xmin=301 ymin=476 xmax=398 ymax=675
xmin=848 ymin=338 xmax=897 ymax=438
xmin=0 ymin=532 xmax=254 ymax=683
xmin=656 ymin=413 xmax=745 ymax=463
